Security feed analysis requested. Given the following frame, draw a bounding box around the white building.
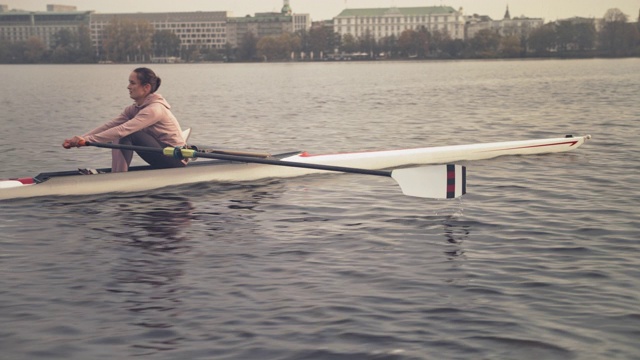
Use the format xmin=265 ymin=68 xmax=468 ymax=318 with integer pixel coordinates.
xmin=333 ymin=6 xmax=466 ymax=41
xmin=293 ymin=13 xmax=311 ymax=33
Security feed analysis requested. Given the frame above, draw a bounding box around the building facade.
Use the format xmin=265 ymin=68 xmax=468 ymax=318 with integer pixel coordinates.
xmin=465 ymin=14 xmax=493 ymax=39
xmin=293 ymin=13 xmax=311 ymax=33
xmin=466 ymin=7 xmax=543 ymax=40
xmin=1 ymin=1 xmax=308 ymax=55
xmin=493 ymin=7 xmax=544 ymax=38
xmin=333 ymin=6 xmax=466 ymax=41
xmin=0 ymin=7 xmax=91 ymax=49
xmin=89 ymin=11 xmax=228 ymax=56
xmin=227 ymin=12 xmax=293 ymax=48
xmin=226 ymin=0 xmax=310 ymax=49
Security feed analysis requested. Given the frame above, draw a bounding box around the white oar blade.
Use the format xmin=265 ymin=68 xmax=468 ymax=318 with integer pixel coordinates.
xmin=391 ymin=164 xmax=466 ymax=199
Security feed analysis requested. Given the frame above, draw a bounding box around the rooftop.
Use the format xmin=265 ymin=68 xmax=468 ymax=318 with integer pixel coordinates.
xmin=336 ymin=6 xmax=458 ymax=17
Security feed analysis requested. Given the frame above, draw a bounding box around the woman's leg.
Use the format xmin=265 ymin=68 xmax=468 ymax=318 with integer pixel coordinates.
xmin=126 ymin=131 xmax=186 ymax=169
xmin=111 ymin=139 xmax=134 ymax=173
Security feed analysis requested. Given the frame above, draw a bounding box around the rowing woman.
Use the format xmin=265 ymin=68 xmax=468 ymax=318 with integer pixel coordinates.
xmin=63 ymin=67 xmax=187 ymax=172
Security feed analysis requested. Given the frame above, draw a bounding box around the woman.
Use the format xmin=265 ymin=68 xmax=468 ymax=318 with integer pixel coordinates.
xmin=63 ymin=67 xmax=187 ymax=172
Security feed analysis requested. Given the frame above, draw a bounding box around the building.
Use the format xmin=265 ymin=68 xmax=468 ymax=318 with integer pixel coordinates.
xmin=226 ymin=0 xmax=310 ymax=48
xmin=0 ymin=6 xmax=91 ymax=49
xmin=227 ymin=13 xmax=293 ymax=48
xmin=90 ymin=11 xmax=228 ymax=57
xmin=282 ymin=0 xmax=311 ymax=33
xmin=0 ymin=0 xmax=315 ymax=58
xmin=333 ymin=6 xmax=466 ymax=41
xmin=293 ymin=13 xmax=311 ymax=33
xmin=465 ymin=6 xmax=543 ymax=40
xmin=492 ymin=6 xmax=543 ymax=37
xmin=465 ymin=14 xmax=493 ymax=39
xmin=47 ymin=4 xmax=77 ymax=12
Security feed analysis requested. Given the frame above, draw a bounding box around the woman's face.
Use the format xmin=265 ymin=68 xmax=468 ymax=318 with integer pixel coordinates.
xmin=127 ymin=72 xmax=151 ymax=104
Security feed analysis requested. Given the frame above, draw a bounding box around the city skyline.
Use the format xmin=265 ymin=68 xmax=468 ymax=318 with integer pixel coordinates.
xmin=2 ymin=0 xmax=639 ymax=22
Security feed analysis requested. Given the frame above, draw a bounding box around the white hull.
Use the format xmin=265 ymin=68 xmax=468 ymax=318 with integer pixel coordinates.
xmin=0 ymin=135 xmax=590 ymax=200
xmin=284 ymin=135 xmax=590 ymax=168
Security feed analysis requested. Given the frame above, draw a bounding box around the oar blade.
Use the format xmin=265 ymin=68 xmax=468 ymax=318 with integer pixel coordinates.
xmin=391 ymin=164 xmax=466 ymax=199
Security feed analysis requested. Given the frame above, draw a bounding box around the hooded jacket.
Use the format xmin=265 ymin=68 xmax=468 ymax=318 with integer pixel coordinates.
xmin=83 ymin=93 xmax=185 ymax=147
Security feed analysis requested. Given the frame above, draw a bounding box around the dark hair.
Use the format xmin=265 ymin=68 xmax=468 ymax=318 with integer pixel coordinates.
xmin=133 ymin=67 xmax=162 ymax=93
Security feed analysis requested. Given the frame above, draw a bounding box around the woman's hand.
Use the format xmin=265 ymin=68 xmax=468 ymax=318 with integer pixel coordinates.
xmin=63 ymin=136 xmax=86 ymax=149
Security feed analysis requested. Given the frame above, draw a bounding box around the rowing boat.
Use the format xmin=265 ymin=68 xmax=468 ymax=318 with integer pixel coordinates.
xmin=0 ymin=134 xmax=590 ymax=200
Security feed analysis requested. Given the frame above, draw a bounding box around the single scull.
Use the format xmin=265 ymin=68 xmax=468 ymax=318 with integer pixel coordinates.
xmin=0 ymin=134 xmax=590 ymax=200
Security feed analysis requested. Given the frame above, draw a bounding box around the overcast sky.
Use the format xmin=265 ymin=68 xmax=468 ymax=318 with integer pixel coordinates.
xmin=3 ymin=0 xmax=639 ymax=22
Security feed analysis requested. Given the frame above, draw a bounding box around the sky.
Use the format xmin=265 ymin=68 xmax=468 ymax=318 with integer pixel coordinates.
xmin=3 ymin=0 xmax=639 ymax=22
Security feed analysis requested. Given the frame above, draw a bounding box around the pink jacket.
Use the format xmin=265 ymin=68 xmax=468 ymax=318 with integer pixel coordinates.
xmin=83 ymin=93 xmax=185 ymax=147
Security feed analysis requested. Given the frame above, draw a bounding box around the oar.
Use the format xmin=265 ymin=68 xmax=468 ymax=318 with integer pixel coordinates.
xmin=81 ymin=141 xmax=466 ymax=199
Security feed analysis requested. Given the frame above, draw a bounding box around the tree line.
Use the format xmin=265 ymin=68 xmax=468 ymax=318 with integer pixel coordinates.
xmin=0 ymin=8 xmax=638 ymax=64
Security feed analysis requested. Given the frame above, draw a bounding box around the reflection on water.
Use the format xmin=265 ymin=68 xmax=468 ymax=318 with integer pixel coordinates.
xmin=114 ymin=194 xmax=194 ymax=252
xmin=442 ymin=220 xmax=470 ymax=259
xmin=102 ymin=194 xmax=195 ymax=354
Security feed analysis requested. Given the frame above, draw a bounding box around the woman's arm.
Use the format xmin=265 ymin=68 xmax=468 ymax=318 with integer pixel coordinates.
xmin=84 ymin=104 xmax=164 ymax=144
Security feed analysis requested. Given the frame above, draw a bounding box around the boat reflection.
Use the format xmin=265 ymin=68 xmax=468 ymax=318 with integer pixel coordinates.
xmin=103 ymin=193 xmax=195 ymax=354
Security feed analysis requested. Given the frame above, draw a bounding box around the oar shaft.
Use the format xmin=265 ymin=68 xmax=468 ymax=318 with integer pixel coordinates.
xmin=84 ymin=141 xmax=393 ymax=178
xmin=197 ymin=151 xmax=392 ymax=177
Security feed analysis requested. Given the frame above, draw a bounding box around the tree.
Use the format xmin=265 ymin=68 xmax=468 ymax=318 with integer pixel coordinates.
xmin=428 ymin=30 xmax=452 ymax=57
xmin=379 ymin=34 xmax=398 ymax=58
xmin=257 ymin=33 xmax=299 ymax=61
xmin=295 ymin=28 xmax=310 ymax=58
xmin=237 ymin=31 xmax=258 ymax=61
xmin=49 ymin=26 xmax=94 ymax=63
xmin=23 ymin=37 xmax=46 ymax=63
xmin=76 ymin=25 xmax=95 ymax=63
xmin=153 ymin=30 xmax=181 ymax=57
xmin=444 ymin=39 xmax=466 ymax=58
xmin=0 ymin=39 xmax=22 ymax=63
xmin=470 ymin=29 xmax=501 ymax=57
xmin=398 ymin=29 xmax=429 ymax=58
xmin=201 ymin=47 xmax=224 ymax=62
xmin=599 ymin=8 xmax=631 ymax=56
xmin=358 ymin=30 xmax=377 ymax=57
xmin=555 ymin=20 xmax=575 ymax=52
xmin=0 ymin=39 xmax=8 ymax=63
xmin=552 ymin=20 xmax=596 ymax=54
xmin=223 ymin=42 xmax=235 ymax=61
xmin=102 ymin=18 xmax=154 ymax=62
xmin=53 ymin=28 xmax=75 ymax=48
xmin=528 ymin=24 xmax=556 ymax=55
xmin=340 ymin=33 xmax=358 ymax=53
xmin=574 ymin=21 xmax=596 ymax=51
xmin=500 ymin=35 xmax=522 ymax=57
xmin=308 ymin=26 xmax=336 ymax=58
xmin=50 ymin=28 xmax=75 ymax=63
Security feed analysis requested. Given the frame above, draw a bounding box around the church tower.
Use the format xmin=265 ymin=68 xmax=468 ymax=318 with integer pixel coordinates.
xmin=281 ymin=0 xmax=292 ymax=16
xmin=504 ymin=5 xmax=511 ymax=20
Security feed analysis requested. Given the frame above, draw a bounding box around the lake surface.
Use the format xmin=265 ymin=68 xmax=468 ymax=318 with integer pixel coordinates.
xmin=1 ymin=59 xmax=639 ymax=359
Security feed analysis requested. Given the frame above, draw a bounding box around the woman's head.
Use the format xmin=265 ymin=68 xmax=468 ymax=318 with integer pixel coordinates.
xmin=133 ymin=67 xmax=161 ymax=93
xmin=128 ymin=67 xmax=161 ymax=104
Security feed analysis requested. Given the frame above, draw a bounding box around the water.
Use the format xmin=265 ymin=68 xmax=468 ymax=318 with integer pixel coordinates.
xmin=1 ymin=59 xmax=639 ymax=359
